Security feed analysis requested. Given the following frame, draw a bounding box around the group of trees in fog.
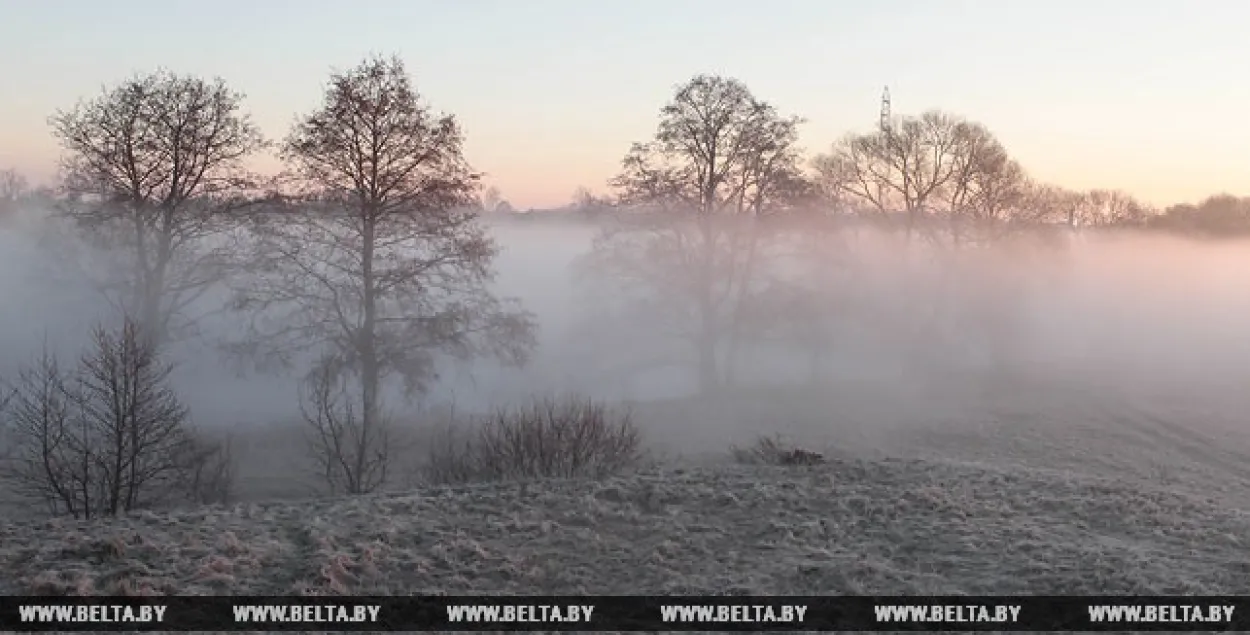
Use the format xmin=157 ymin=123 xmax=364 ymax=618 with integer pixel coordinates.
xmin=577 ymin=75 xmax=1250 ymax=395
xmin=1 ymin=55 xmax=1247 ymax=516
xmin=1 ymin=56 xmax=540 ymax=511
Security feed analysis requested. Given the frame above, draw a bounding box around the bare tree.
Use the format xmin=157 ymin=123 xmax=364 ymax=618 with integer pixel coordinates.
xmin=570 ymin=186 xmax=612 ymax=214
xmin=1150 ymin=194 xmax=1250 ymax=236
xmin=0 ymin=321 xmax=232 ymax=518
xmin=942 ymin=122 xmax=1035 ymax=245
xmin=815 ymin=112 xmax=1053 ymax=374
xmin=0 ymin=168 xmax=29 ymax=218
xmin=571 ymin=186 xmax=596 ymax=208
xmin=610 ymin=75 xmax=806 ymax=217
xmin=816 ymin=111 xmax=966 ymax=240
xmin=814 ymin=111 xmax=1039 ymax=246
xmin=1027 ymin=184 xmax=1086 ymax=229
xmin=1077 ymin=189 xmax=1154 ymax=228
xmin=0 ymin=168 xmax=29 ymax=198
xmin=49 ymin=70 xmax=266 ymax=348
xmin=479 ymin=185 xmax=504 ymax=214
xmin=0 ymin=347 xmax=82 ymax=517
xmin=582 ymin=75 xmax=807 ymax=395
xmin=228 ymin=56 xmax=536 ymax=494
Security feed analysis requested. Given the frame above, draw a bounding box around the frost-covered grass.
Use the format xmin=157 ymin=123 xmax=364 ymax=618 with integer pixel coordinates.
xmin=4 ymin=456 xmax=1250 ymax=597
xmin=6 ymin=370 xmax=1250 ymax=611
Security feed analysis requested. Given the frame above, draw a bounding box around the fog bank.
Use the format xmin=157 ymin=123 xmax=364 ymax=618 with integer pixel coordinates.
xmin=3 ymin=208 xmax=1250 ymax=459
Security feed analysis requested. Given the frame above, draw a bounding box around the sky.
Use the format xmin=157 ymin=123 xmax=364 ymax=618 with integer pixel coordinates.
xmin=1 ymin=0 xmax=1247 ymax=210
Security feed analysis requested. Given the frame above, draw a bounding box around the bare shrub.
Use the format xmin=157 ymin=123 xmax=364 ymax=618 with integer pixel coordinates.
xmin=0 ymin=320 xmax=234 ymax=518
xmin=421 ymin=420 xmax=482 ymax=487
xmin=731 ymin=433 xmax=825 ymax=466
xmin=422 ymin=396 xmax=642 ymax=485
xmin=300 ymin=364 xmax=389 ymax=495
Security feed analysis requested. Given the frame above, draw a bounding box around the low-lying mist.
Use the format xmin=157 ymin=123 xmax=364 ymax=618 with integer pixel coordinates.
xmin=3 ymin=206 xmax=1250 ymax=473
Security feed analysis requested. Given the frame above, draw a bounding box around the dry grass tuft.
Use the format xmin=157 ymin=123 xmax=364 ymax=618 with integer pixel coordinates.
xmin=730 ymin=433 xmax=826 ymax=466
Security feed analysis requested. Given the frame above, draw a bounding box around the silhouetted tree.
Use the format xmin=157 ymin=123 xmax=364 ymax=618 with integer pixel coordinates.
xmin=941 ymin=123 xmax=1037 ymax=245
xmin=480 ymin=186 xmax=504 ymax=214
xmin=815 ymin=113 xmax=1056 ymax=374
xmin=0 ymin=320 xmax=232 ymax=518
xmin=0 ymin=168 xmax=28 ymax=198
xmin=228 ymin=56 xmax=536 ymax=495
xmin=815 ymin=111 xmax=958 ymax=240
xmin=1075 ymin=189 xmax=1154 ymax=228
xmin=584 ymin=75 xmax=807 ymax=395
xmin=1149 ymin=194 xmax=1250 ymax=237
xmin=1028 ymin=184 xmax=1086 ymax=229
xmin=49 ymin=70 xmax=266 ymax=348
xmin=570 ymin=186 xmax=612 ymax=214
xmin=815 ymin=111 xmax=1034 ymax=245
xmin=0 ymin=168 xmax=29 ymax=218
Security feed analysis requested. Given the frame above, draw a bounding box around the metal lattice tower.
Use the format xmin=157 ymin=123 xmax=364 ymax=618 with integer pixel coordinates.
xmin=879 ymin=86 xmax=892 ymax=134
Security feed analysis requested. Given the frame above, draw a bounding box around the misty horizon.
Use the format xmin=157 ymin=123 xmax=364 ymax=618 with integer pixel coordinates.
xmin=5 ymin=205 xmax=1250 ymax=448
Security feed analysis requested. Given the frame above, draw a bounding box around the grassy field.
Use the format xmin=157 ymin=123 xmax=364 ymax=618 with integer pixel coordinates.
xmin=4 ymin=456 xmax=1250 ymax=598
xmin=4 ymin=372 xmax=1250 ymax=602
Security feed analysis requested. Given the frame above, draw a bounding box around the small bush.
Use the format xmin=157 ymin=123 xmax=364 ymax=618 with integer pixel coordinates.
xmin=422 ymin=395 xmax=642 ymax=485
xmin=730 ymin=434 xmax=826 ymax=466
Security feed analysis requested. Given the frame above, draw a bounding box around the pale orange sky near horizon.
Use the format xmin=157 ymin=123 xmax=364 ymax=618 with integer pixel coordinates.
xmin=1 ymin=0 xmax=1248 ymax=209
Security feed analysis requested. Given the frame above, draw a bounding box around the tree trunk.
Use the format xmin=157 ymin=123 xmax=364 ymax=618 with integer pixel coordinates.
xmin=142 ymin=242 xmax=170 ymax=351
xmin=722 ymin=219 xmax=761 ymax=391
xmin=358 ymin=214 xmax=379 ymax=495
xmin=694 ymin=215 xmax=720 ymax=396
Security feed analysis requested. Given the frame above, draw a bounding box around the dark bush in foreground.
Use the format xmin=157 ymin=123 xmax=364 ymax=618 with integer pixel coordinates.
xmin=422 ymin=396 xmax=642 ymax=485
xmin=0 ymin=320 xmax=235 ymax=518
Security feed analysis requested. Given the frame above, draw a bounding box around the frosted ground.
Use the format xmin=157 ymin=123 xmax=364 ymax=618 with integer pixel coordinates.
xmin=5 ymin=213 xmax=1250 ymax=604
xmin=6 ymin=455 xmax=1250 ymax=597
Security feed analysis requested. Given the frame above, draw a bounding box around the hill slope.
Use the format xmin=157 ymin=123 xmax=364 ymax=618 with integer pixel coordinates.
xmin=4 ymin=457 xmax=1250 ymax=597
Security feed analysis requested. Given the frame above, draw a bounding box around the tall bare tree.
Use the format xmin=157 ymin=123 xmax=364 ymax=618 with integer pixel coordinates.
xmin=583 ymin=75 xmax=807 ymax=394
xmin=228 ymin=56 xmax=536 ymax=494
xmin=49 ymin=70 xmax=266 ymax=348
